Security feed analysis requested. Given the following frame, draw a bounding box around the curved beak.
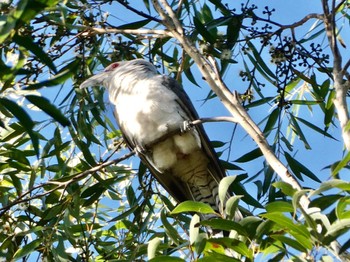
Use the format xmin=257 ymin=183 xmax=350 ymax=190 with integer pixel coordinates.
xmin=80 ymin=72 xmax=108 ymax=89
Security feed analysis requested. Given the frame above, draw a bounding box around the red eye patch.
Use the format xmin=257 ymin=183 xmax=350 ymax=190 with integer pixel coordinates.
xmin=105 ymin=62 xmax=120 ymax=72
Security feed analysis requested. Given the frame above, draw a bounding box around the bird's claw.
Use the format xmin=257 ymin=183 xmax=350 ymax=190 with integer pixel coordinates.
xmin=134 ymin=144 xmax=148 ymax=156
xmin=181 ymin=120 xmax=192 ymax=133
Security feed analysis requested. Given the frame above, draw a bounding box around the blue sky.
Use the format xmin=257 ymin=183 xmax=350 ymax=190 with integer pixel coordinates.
xmin=7 ymin=0 xmax=349 ymax=260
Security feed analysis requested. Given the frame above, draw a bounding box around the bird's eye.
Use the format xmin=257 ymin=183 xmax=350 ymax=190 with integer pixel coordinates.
xmin=105 ymin=62 xmax=120 ymax=72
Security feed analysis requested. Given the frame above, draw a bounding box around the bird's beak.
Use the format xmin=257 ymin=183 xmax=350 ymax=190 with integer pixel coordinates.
xmin=80 ymin=72 xmax=107 ymax=89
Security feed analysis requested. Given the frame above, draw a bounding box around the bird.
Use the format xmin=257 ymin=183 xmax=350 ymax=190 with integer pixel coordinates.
xmin=80 ymin=59 xmax=237 ymax=217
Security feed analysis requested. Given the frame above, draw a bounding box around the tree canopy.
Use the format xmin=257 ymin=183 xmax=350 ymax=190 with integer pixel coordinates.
xmin=0 ymin=0 xmax=350 ymax=261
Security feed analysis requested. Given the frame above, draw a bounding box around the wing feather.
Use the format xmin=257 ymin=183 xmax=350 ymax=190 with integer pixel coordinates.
xmin=113 ymin=73 xmax=228 ymax=205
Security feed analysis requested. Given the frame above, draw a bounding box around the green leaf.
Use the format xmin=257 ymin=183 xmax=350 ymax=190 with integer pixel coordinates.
xmin=189 ymin=214 xmax=200 ymax=244
xmin=201 ymin=218 xmax=247 ymax=236
xmin=13 ymin=239 xmax=42 ymax=260
xmin=161 ymin=211 xmax=182 ymax=245
xmin=265 ymin=201 xmax=294 ymax=213
xmin=218 ymin=176 xmax=237 ymax=206
xmin=247 ymin=41 xmax=276 ymax=79
xmin=332 ymin=151 xmax=350 ymax=176
xmin=273 ymin=181 xmax=296 ymax=197
xmin=336 ymin=197 xmax=350 ymax=219
xmin=148 ymin=237 xmax=162 ymax=260
xmin=118 ymin=19 xmax=151 ymax=29
xmin=311 ymin=179 xmax=350 ymax=196
xmin=225 ymin=195 xmax=243 ymax=220
xmin=261 ymin=213 xmax=310 ymax=239
xmin=171 ymin=201 xmax=216 ymax=215
xmin=208 ymin=0 xmax=231 ymax=15
xmin=234 ymin=147 xmax=263 ymax=163
xmin=246 ymin=96 xmax=274 ymax=108
xmin=0 ymin=0 xmax=28 ymax=44
xmin=270 ymin=235 xmax=308 ymax=252
xmin=263 ymin=108 xmax=279 ymax=135
xmin=226 ymin=16 xmax=242 ymax=49
xmin=0 ymin=97 xmax=39 ymax=156
xmin=150 ymin=257 xmax=186 ymax=262
xmin=0 ymin=98 xmax=33 ymax=129
xmin=193 ymin=16 xmax=215 ymax=44
xmin=290 ymin=100 xmax=321 ymax=105
xmin=13 ymin=34 xmax=57 ymax=73
xmin=26 ymin=95 xmax=70 ymax=126
xmin=310 ymin=194 xmax=343 ymax=210
xmin=295 ymin=116 xmax=336 ymax=140
xmin=325 ymin=219 xmax=350 ymax=243
xmin=25 ymin=59 xmax=81 ymax=90
xmin=285 ymin=152 xmax=321 ymax=182
xmin=289 ymin=114 xmax=311 ymax=149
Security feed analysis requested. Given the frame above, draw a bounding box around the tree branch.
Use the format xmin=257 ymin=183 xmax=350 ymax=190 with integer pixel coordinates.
xmin=322 ymin=0 xmax=350 ymax=150
xmin=0 ymin=151 xmax=135 ymax=217
xmin=79 ymin=26 xmax=173 ymax=38
xmin=151 ymin=0 xmax=310 ymax=210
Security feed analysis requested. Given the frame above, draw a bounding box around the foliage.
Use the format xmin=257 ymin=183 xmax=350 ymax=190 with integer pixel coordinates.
xmin=0 ymin=0 xmax=349 ymax=261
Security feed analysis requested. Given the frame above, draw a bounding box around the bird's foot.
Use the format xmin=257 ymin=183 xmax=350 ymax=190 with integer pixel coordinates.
xmin=181 ymin=120 xmax=193 ymax=133
xmin=134 ymin=144 xmax=148 ymax=156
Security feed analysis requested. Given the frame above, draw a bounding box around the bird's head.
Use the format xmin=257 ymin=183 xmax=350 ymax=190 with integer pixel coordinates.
xmin=79 ymin=59 xmax=158 ymax=90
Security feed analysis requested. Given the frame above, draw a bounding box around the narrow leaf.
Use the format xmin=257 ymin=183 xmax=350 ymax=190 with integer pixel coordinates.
xmin=271 ymin=235 xmax=308 ymax=252
xmin=295 ymin=116 xmax=336 ymax=140
xmin=161 ymin=211 xmax=181 ymax=245
xmin=26 ymin=95 xmax=70 ymax=126
xmin=25 ymin=59 xmax=80 ymax=90
xmin=13 ymin=34 xmax=57 ymax=73
xmin=13 ymin=239 xmax=42 ymax=260
xmin=235 ymin=148 xmax=263 ymax=163
xmin=289 ymin=114 xmax=311 ymax=149
xmin=261 ymin=213 xmax=310 ymax=239
xmin=285 ymin=152 xmax=321 ymax=182
xmin=332 ymin=151 xmax=350 ymax=176
xmin=193 ymin=16 xmax=215 ymax=44
xmin=0 ymin=97 xmax=39 ymax=155
xmin=263 ymin=108 xmax=279 ymax=135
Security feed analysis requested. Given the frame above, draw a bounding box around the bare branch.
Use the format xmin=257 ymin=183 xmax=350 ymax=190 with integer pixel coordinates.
xmin=116 ymin=0 xmax=162 ymax=23
xmin=80 ymin=26 xmax=173 ymax=38
xmin=321 ymin=0 xmax=350 ymax=150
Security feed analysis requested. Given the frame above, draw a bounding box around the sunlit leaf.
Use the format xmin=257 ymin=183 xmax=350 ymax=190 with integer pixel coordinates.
xmin=171 ymin=201 xmax=216 ymax=215
xmin=218 ymin=176 xmax=237 ymax=206
xmin=13 ymin=239 xmax=42 ymax=260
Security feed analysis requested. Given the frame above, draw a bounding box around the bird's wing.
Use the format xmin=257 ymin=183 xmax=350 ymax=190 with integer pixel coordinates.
xmin=113 ymin=110 xmax=193 ymax=203
xmin=160 ymin=75 xmax=227 ymax=182
xmin=113 ymin=74 xmax=227 ymax=204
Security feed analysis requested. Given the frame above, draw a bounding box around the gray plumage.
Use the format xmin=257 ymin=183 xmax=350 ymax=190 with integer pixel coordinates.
xmin=80 ymin=59 xmax=232 ymax=215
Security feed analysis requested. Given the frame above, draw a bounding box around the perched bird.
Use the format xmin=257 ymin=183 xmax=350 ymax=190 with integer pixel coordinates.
xmin=80 ymin=59 xmax=235 ymax=216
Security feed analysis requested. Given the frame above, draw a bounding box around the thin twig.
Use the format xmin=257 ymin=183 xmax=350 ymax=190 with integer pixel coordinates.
xmin=0 ymin=151 xmax=135 ymax=217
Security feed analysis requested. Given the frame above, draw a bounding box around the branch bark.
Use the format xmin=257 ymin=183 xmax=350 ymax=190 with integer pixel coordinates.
xmin=322 ymin=0 xmax=350 ymax=150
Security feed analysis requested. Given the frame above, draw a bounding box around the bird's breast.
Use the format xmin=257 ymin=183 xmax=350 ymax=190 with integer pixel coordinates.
xmin=111 ymin=78 xmax=202 ymax=171
xmin=113 ymin=79 xmax=189 ymax=143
